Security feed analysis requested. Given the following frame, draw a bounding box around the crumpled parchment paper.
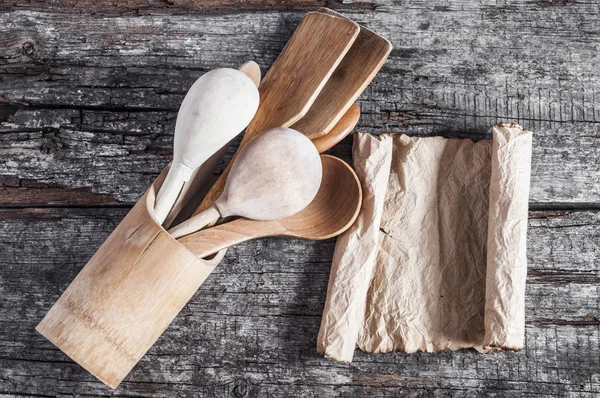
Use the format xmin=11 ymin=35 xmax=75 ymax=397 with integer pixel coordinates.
xmin=317 ymin=123 xmax=532 ymax=362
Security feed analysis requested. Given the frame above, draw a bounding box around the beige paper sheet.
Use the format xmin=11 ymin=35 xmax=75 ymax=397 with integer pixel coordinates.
xmin=317 ymin=123 xmax=532 ymax=362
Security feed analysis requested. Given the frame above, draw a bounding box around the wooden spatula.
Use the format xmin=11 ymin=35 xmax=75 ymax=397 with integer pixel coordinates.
xmin=190 ymin=12 xmax=359 ymax=217
xmin=290 ymin=8 xmax=392 ymax=139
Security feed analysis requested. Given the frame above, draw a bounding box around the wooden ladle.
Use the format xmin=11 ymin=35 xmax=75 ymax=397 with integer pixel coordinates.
xmin=169 ymin=127 xmax=322 ymax=239
xmin=178 ymin=155 xmax=362 ymax=258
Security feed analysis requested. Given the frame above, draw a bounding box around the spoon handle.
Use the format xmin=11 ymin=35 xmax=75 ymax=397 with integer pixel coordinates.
xmin=312 ymin=103 xmax=360 ymax=153
xmin=177 ymin=218 xmax=285 ymax=259
xmin=168 ymin=205 xmax=221 ymax=239
xmin=153 ymin=162 xmax=193 ymax=225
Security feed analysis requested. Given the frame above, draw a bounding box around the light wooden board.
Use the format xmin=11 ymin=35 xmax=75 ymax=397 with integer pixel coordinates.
xmin=0 ymin=1 xmax=599 ymax=396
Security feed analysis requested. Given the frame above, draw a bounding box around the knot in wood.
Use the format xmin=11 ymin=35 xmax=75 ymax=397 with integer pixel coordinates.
xmin=232 ymin=379 xmax=248 ymax=398
xmin=40 ymin=129 xmax=63 ymax=154
xmin=21 ymin=41 xmax=35 ymax=56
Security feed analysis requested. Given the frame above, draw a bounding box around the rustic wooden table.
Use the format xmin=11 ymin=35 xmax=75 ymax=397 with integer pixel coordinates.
xmin=1 ymin=1 xmax=599 ymax=397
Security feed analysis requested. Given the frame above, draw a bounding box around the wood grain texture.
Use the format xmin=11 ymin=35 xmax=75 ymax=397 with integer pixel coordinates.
xmin=291 ymin=8 xmax=391 ymax=139
xmin=1 ymin=1 xmax=599 ymax=396
xmin=0 ymin=0 xmax=381 ymax=15
xmin=0 ymin=208 xmax=598 ymax=396
xmin=1 ymin=7 xmax=598 ymax=205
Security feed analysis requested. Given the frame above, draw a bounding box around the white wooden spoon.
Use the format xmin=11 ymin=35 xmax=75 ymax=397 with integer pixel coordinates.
xmin=153 ymin=68 xmax=260 ymax=224
xmin=162 ymin=61 xmax=262 ymax=229
xmin=168 ymin=127 xmax=322 ymax=238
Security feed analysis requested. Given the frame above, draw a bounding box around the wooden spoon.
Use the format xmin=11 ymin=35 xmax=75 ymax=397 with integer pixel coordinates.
xmin=162 ymin=61 xmax=262 ymax=228
xmin=178 ymin=155 xmax=362 ymax=259
xmin=190 ymin=12 xmax=359 ymax=217
xmin=169 ymin=127 xmax=322 ymax=239
xmin=153 ymin=67 xmax=260 ymax=224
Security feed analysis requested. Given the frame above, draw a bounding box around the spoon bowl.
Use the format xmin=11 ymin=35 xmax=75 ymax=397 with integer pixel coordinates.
xmin=162 ymin=61 xmax=262 ymax=228
xmin=276 ymin=154 xmax=361 ymax=240
xmin=178 ymin=155 xmax=362 ymax=258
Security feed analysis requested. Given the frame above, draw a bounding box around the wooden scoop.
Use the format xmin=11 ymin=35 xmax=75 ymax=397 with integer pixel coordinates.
xmin=178 ymin=155 xmax=362 ymax=259
xmin=169 ymin=128 xmax=322 ymax=239
xmin=190 ymin=12 xmax=359 ymax=217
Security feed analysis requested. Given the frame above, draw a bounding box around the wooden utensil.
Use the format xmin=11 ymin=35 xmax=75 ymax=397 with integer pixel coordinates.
xmin=169 ymin=127 xmax=322 ymax=239
xmin=312 ymin=102 xmax=360 ymax=153
xmin=164 ymin=101 xmax=359 ymax=230
xmin=238 ymin=60 xmax=261 ymax=87
xmin=170 ymin=103 xmax=359 ymax=241
xmin=162 ymin=61 xmax=262 ymax=229
xmin=190 ymin=12 xmax=359 ymax=217
xmin=291 ymin=8 xmax=392 ymax=140
xmin=178 ymin=155 xmax=362 ymax=258
xmin=153 ymin=67 xmax=260 ymax=224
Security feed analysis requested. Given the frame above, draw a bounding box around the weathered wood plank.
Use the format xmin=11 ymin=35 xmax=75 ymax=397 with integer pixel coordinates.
xmin=1 ymin=6 xmax=599 ymax=205
xmin=1 ymin=2 xmax=599 ymax=396
xmin=0 ymin=208 xmax=598 ymax=396
xmin=0 ymin=0 xmax=382 ymax=15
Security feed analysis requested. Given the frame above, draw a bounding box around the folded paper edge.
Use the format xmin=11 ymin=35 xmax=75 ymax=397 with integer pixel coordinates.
xmin=483 ymin=123 xmax=533 ymax=350
xmin=316 ymin=133 xmax=393 ymax=362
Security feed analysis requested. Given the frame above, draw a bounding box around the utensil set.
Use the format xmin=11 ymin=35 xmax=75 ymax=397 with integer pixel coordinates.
xmin=36 ymin=8 xmax=391 ymax=389
xmin=179 ymin=155 xmax=362 ymax=258
xmin=169 ymin=127 xmax=322 ymax=239
xmin=164 ymin=9 xmax=391 ymax=255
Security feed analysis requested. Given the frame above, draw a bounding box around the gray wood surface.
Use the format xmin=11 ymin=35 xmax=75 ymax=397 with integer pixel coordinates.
xmin=0 ymin=1 xmax=598 ymax=397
